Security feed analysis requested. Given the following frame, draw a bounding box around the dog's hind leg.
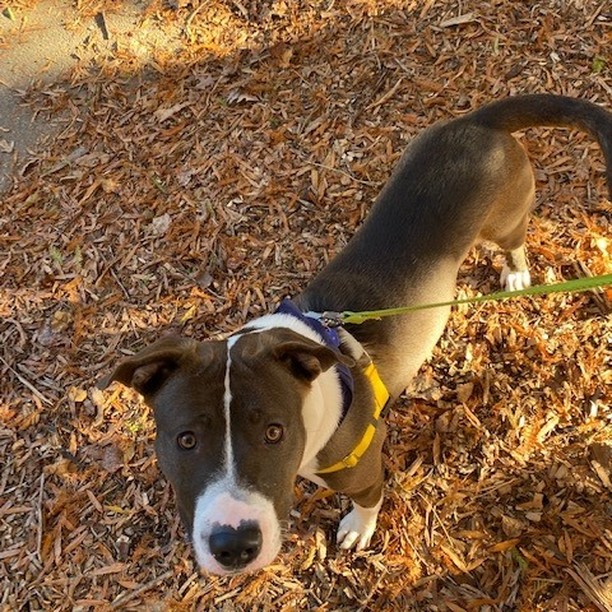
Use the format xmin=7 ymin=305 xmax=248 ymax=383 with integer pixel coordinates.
xmin=501 ymin=247 xmax=531 ymax=291
xmin=480 ymin=136 xmax=536 ymax=291
xmin=498 ymin=214 xmax=532 ymax=291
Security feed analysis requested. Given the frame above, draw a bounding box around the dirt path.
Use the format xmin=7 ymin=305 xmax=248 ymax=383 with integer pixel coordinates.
xmin=0 ymin=1 xmax=180 ymax=191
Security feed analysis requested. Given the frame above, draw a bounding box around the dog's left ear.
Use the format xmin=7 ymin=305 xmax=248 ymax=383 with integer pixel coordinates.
xmin=272 ymin=337 xmax=353 ymax=383
xmin=98 ymin=336 xmax=199 ymax=397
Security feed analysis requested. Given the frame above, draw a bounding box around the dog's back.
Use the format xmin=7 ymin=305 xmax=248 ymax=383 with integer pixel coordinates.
xmin=297 ymin=94 xmax=612 ymax=396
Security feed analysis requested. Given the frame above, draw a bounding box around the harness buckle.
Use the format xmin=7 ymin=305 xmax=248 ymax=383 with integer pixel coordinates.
xmin=341 ymin=453 xmax=359 ymax=469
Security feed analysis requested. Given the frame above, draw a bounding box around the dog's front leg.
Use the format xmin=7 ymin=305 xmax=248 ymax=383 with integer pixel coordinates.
xmin=317 ymin=420 xmax=387 ymax=551
xmin=337 ymin=493 xmax=383 ymax=550
xmin=335 ymin=449 xmax=385 ymax=551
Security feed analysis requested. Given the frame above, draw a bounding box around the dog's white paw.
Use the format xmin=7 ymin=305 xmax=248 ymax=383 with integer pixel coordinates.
xmin=501 ymin=266 xmax=531 ymax=292
xmin=337 ymin=500 xmax=382 ymax=551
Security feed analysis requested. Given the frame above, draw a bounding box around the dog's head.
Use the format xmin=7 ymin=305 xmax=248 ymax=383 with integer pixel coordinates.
xmin=99 ymin=325 xmax=346 ymax=575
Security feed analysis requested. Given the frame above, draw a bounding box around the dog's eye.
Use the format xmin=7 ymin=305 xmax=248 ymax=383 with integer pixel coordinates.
xmin=177 ymin=431 xmax=197 ymax=450
xmin=264 ymin=424 xmax=284 ymax=444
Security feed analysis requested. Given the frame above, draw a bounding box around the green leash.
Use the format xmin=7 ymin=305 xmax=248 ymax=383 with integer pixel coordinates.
xmin=319 ymin=273 xmax=612 ymax=326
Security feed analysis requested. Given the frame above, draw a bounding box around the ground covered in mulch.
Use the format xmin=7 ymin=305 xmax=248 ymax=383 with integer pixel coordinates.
xmin=1 ymin=1 xmax=611 ymax=610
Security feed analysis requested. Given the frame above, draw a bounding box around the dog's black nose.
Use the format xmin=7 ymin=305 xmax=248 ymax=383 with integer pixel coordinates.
xmin=209 ymin=522 xmax=262 ymax=569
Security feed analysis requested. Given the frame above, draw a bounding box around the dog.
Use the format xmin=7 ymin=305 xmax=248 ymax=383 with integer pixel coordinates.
xmin=99 ymin=94 xmax=612 ymax=575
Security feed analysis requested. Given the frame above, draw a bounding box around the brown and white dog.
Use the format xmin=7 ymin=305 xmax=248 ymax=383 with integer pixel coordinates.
xmin=99 ymin=95 xmax=612 ymax=575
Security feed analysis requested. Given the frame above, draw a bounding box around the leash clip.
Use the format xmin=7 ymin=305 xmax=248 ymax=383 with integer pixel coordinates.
xmin=319 ymin=311 xmax=344 ymax=328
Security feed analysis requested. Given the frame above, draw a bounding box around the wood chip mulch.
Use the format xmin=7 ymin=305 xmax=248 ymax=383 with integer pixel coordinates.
xmin=1 ymin=1 xmax=610 ymax=610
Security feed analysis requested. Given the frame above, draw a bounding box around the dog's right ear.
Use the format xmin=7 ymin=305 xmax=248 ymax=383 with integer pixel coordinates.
xmin=98 ymin=336 xmax=199 ymax=397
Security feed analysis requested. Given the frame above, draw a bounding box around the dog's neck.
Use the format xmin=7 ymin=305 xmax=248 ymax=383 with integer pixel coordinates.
xmin=299 ymin=360 xmax=344 ymax=474
xmin=236 ymin=312 xmax=345 ymax=476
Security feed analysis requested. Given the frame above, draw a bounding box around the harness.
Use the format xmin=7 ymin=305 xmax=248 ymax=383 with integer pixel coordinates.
xmin=316 ymin=360 xmax=389 ymax=474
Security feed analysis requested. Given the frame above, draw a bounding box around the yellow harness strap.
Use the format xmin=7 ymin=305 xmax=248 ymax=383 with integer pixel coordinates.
xmin=316 ymin=362 xmax=390 ymax=474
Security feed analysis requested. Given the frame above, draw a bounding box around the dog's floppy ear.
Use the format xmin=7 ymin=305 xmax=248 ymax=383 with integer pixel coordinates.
xmin=98 ymin=336 xmax=199 ymax=397
xmin=271 ymin=335 xmax=353 ymax=383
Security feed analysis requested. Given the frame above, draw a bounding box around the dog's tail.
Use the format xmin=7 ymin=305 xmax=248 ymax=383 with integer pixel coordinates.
xmin=469 ymin=94 xmax=612 ymax=198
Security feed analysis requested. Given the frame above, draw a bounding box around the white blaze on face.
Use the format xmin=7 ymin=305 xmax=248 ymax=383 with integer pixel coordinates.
xmin=191 ymin=335 xmax=282 ymax=575
xmin=223 ymin=335 xmax=236 ymax=478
